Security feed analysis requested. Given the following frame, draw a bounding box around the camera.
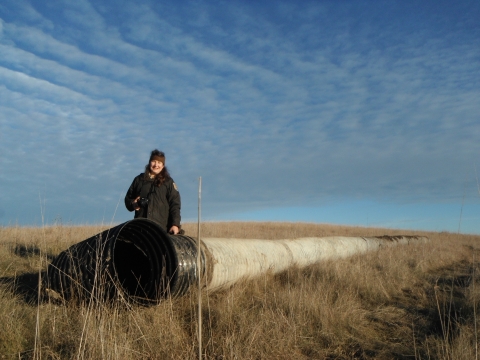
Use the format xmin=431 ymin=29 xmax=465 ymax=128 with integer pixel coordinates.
xmin=137 ymin=197 xmax=149 ymax=208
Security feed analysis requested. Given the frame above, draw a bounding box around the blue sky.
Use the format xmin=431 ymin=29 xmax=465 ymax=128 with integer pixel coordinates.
xmin=1 ymin=0 xmax=479 ymax=234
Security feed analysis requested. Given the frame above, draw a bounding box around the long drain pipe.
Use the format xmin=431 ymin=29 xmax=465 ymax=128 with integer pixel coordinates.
xmin=45 ymin=218 xmax=428 ymax=305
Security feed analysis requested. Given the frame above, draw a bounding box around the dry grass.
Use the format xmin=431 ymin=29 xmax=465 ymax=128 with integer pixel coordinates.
xmin=0 ymin=222 xmax=479 ymax=359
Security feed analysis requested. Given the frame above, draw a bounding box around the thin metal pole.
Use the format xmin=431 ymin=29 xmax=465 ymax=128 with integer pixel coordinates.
xmin=197 ymin=177 xmax=202 ymax=360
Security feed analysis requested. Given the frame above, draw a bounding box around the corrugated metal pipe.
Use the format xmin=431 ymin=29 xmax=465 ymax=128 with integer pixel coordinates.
xmin=45 ymin=218 xmax=428 ymax=305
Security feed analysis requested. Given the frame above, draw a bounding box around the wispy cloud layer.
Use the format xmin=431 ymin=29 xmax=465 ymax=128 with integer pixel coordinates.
xmin=0 ymin=0 xmax=479 ymax=232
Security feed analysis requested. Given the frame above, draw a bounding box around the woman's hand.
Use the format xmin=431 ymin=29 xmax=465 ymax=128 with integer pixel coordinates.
xmin=132 ymin=197 xmax=141 ymax=211
xmin=169 ymin=225 xmax=179 ymax=235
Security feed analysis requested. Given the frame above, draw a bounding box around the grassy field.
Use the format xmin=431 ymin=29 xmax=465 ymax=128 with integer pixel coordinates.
xmin=0 ymin=222 xmax=478 ymax=359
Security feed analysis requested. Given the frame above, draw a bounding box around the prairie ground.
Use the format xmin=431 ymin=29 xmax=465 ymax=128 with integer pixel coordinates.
xmin=0 ymin=222 xmax=478 ymax=359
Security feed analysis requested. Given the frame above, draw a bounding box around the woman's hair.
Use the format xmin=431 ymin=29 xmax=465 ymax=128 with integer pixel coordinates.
xmin=144 ymin=149 xmax=172 ymax=186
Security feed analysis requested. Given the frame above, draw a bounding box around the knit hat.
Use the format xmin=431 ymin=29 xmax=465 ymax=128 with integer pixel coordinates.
xmin=149 ymin=150 xmax=165 ymax=164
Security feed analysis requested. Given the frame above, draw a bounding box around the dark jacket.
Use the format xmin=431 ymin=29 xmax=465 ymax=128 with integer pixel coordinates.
xmin=124 ymin=173 xmax=181 ymax=231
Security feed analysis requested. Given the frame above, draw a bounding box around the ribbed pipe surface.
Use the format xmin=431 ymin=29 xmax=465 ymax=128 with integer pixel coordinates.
xmin=45 ymin=219 xmax=204 ymax=304
xmin=45 ymin=219 xmax=428 ymax=304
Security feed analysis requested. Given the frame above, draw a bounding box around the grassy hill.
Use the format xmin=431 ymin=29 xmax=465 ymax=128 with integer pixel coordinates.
xmin=0 ymin=222 xmax=478 ymax=359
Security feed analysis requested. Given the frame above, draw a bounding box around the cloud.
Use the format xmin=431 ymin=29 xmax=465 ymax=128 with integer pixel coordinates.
xmin=0 ymin=0 xmax=479 ymax=228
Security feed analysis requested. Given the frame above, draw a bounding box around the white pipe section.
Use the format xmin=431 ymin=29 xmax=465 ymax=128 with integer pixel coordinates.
xmin=201 ymin=236 xmax=428 ymax=292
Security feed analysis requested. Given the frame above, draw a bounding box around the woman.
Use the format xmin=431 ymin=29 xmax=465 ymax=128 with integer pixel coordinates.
xmin=125 ymin=149 xmax=181 ymax=234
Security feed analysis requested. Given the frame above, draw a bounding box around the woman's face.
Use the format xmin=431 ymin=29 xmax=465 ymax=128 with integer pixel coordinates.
xmin=149 ymin=160 xmax=164 ymax=175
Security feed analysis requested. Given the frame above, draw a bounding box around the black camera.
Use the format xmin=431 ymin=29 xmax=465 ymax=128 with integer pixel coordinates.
xmin=137 ymin=197 xmax=149 ymax=208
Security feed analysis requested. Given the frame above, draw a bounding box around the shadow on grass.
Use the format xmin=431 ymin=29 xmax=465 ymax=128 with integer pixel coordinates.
xmin=0 ymin=244 xmax=59 ymax=304
xmin=386 ymin=258 xmax=479 ymax=359
xmin=0 ymin=271 xmax=46 ymax=305
xmin=0 ymin=244 xmax=57 ymax=305
xmin=13 ymin=244 xmax=56 ymax=261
